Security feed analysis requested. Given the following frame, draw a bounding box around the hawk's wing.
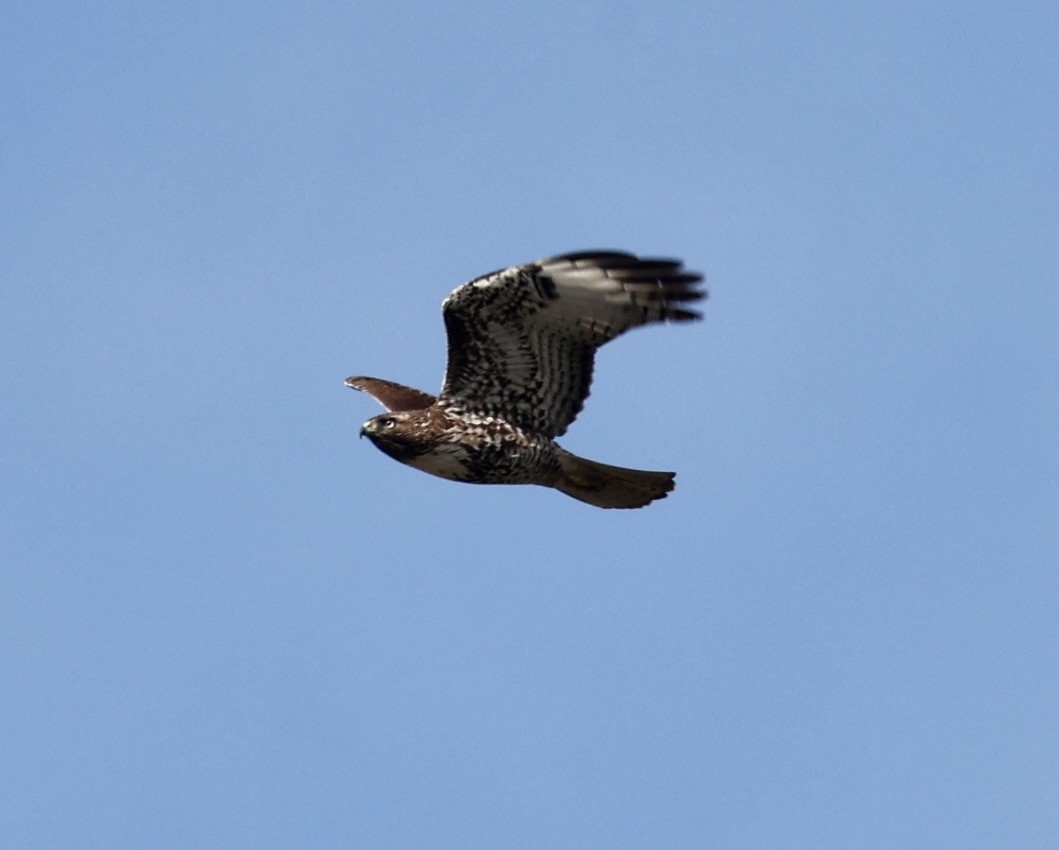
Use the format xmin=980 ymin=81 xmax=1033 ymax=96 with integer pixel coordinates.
xmin=438 ymin=251 xmax=704 ymax=438
xmin=345 ymin=376 xmax=436 ymax=411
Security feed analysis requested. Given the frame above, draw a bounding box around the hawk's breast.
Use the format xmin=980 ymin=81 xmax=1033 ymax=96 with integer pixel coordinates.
xmin=404 ymin=442 xmax=475 ymax=481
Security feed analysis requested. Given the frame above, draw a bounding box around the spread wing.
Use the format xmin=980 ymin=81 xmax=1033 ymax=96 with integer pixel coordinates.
xmin=345 ymin=376 xmax=436 ymax=411
xmin=438 ymin=251 xmax=704 ymax=438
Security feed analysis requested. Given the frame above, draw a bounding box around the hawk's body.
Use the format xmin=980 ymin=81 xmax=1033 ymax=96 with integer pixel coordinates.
xmin=349 ymin=251 xmax=705 ymax=508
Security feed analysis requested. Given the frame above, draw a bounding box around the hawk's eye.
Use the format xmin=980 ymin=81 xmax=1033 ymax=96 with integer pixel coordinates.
xmin=381 ymin=417 xmax=396 ymax=430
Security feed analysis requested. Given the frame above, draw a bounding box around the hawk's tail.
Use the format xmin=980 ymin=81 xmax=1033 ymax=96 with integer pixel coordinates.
xmin=554 ymin=450 xmax=676 ymax=509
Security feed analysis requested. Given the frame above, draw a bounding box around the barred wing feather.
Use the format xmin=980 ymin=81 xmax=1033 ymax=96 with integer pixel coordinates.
xmin=438 ymin=251 xmax=704 ymax=438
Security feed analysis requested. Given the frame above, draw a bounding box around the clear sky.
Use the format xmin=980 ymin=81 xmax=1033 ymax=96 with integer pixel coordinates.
xmin=3 ymin=2 xmax=1057 ymax=848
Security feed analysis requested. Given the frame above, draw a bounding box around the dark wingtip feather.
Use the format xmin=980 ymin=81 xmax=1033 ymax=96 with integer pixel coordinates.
xmin=543 ymin=250 xmax=639 ymax=265
xmin=666 ymin=306 xmax=704 ymax=322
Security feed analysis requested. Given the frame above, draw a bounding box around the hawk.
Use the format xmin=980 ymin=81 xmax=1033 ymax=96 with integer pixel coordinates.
xmin=348 ymin=250 xmax=705 ymax=509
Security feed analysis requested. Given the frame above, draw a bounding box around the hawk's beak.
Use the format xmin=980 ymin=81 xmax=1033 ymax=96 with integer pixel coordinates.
xmin=359 ymin=420 xmax=373 ymax=439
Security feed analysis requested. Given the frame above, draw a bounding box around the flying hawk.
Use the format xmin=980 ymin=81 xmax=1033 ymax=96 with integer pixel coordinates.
xmin=348 ymin=250 xmax=705 ymax=508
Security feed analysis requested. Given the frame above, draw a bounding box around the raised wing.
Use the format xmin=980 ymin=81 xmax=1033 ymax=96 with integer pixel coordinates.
xmin=345 ymin=376 xmax=436 ymax=411
xmin=438 ymin=251 xmax=704 ymax=437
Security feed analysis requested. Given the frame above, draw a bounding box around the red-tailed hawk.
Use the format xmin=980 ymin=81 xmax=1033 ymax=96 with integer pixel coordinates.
xmin=347 ymin=250 xmax=705 ymax=508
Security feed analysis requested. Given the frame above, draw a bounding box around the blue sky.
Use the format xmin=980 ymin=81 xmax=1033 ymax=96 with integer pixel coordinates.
xmin=3 ymin=2 xmax=1057 ymax=847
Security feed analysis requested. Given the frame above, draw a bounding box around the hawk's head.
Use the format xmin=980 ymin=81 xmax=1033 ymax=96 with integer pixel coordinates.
xmin=360 ymin=412 xmax=429 ymax=463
